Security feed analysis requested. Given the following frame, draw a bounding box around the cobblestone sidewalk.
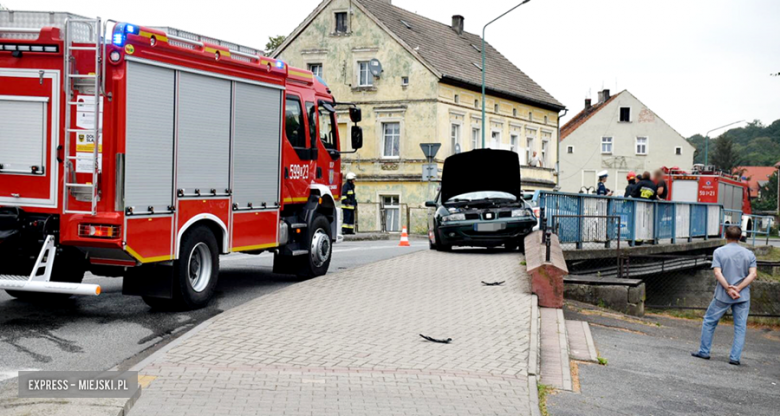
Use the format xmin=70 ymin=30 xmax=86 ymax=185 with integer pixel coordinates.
xmin=130 ymin=249 xmax=535 ymax=416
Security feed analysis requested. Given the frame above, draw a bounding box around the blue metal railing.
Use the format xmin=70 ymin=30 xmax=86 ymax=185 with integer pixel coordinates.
xmin=722 ymin=210 xmax=775 ymax=246
xmin=537 ymin=191 xmax=724 ymax=248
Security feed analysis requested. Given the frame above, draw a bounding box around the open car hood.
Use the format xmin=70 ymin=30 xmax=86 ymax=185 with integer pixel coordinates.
xmin=440 ymin=149 xmax=521 ymax=203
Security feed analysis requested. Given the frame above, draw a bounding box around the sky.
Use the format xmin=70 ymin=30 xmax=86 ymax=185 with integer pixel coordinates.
xmin=6 ymin=0 xmax=779 ymax=137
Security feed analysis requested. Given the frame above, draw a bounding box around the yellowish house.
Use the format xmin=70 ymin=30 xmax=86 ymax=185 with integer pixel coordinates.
xmin=274 ymin=0 xmax=565 ymax=233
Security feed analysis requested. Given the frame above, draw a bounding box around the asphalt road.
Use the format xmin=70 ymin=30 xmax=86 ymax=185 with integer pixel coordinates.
xmin=548 ymin=300 xmax=780 ymax=416
xmin=0 ymin=239 xmax=427 ymax=383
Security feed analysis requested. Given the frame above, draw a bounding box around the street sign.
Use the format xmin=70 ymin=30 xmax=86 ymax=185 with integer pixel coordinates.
xmin=419 ymin=143 xmax=441 ymax=160
xmin=422 ymin=163 xmax=438 ymax=181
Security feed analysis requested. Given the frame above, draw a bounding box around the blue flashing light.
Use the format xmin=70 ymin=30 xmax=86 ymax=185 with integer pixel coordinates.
xmin=275 ymin=60 xmax=285 ymax=69
xmin=126 ymin=24 xmax=138 ymax=34
xmin=112 ymin=33 xmax=124 ymax=46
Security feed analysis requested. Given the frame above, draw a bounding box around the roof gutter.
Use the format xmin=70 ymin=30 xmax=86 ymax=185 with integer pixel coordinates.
xmin=440 ymin=76 xmax=565 ymax=112
xmin=556 ymin=107 xmax=569 ymax=189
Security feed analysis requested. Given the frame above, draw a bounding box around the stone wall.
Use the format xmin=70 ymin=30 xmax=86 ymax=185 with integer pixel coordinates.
xmin=564 ymin=281 xmax=646 ymax=317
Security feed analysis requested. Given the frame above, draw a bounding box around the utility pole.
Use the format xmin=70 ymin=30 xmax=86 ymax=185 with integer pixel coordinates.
xmin=481 ymin=0 xmax=530 ymax=149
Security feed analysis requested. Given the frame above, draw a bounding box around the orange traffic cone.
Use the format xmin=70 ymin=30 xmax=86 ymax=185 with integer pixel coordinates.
xmin=398 ymin=226 xmax=411 ymax=247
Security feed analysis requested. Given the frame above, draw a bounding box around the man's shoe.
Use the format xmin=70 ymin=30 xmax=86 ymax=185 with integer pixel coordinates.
xmin=691 ymin=352 xmax=710 ymax=360
xmin=729 ymin=360 xmax=741 ymax=366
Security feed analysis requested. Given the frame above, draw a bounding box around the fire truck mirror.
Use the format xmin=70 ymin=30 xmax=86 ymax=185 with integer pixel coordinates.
xmin=351 ymin=127 xmax=364 ymax=150
xmin=349 ymin=107 xmax=362 ymax=123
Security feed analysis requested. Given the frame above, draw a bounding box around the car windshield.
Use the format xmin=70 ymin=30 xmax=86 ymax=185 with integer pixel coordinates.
xmin=446 ymin=191 xmax=516 ymax=203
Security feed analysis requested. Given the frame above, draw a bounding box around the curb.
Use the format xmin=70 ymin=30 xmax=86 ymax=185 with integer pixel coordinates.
xmin=528 ymin=294 xmax=542 ymax=416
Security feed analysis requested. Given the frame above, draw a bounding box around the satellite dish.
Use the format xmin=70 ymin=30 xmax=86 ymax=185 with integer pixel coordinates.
xmin=369 ymin=59 xmax=383 ymax=77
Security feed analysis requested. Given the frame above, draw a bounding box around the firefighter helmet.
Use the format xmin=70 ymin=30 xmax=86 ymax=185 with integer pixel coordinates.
xmin=597 ymin=170 xmax=609 ymax=178
xmin=346 ymin=172 xmax=357 ymax=180
xmin=627 ymin=171 xmax=636 ymax=180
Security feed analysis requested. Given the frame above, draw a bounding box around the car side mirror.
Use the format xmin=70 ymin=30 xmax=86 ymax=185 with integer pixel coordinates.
xmin=349 ymin=107 xmax=362 ymax=123
xmin=425 ymin=201 xmax=436 ymax=207
xmin=351 ymin=126 xmax=363 ymax=150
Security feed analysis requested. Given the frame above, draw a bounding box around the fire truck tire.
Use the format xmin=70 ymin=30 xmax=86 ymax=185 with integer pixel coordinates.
xmin=144 ymin=225 xmax=219 ymax=310
xmin=298 ymin=214 xmax=333 ymax=278
xmin=5 ymin=247 xmax=87 ymax=302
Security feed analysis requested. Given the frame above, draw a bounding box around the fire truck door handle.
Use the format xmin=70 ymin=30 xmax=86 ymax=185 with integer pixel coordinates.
xmin=284 ymin=167 xmax=289 ymax=179
xmin=316 ymin=167 xmax=322 ymax=179
xmin=57 ymin=145 xmax=63 ymax=163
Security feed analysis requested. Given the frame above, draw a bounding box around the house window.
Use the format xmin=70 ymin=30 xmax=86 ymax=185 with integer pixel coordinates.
xmin=526 ymin=137 xmax=534 ymax=162
xmin=601 ymin=137 xmax=613 ymax=154
xmin=528 ymin=112 xmax=533 ymax=121
xmin=382 ymin=122 xmax=400 ymax=158
xmin=513 ymin=108 xmax=518 ymax=117
xmin=472 ymin=127 xmax=480 ymax=150
xmin=544 ymin=115 xmax=548 ymax=124
xmin=474 ymin=99 xmax=479 ymax=108
xmin=357 ymin=61 xmax=373 ymax=86
xmin=454 ymin=94 xmax=460 ymax=104
xmin=491 ymin=131 xmax=500 ymax=149
xmin=494 ymin=103 xmax=499 ymax=113
xmin=567 ymin=145 xmax=574 ymax=154
xmin=401 ymin=76 xmax=409 ymax=86
xmin=381 ymin=195 xmax=400 ymax=232
xmin=636 ymin=137 xmax=648 ymax=155
xmin=620 ymin=107 xmax=631 ymax=122
xmin=510 ymin=134 xmax=519 ymax=153
xmin=541 ymin=140 xmax=549 ymax=167
xmin=335 ymin=12 xmax=348 ymax=33
xmin=451 ymin=123 xmax=461 ymax=155
xmin=307 ymin=63 xmax=323 ymax=78
xmin=675 ymin=146 xmax=682 ymax=155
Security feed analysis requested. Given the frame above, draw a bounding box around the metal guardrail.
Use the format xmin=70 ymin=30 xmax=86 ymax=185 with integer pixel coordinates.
xmin=721 ymin=209 xmax=774 ymax=246
xmin=538 ymin=191 xmax=723 ymax=248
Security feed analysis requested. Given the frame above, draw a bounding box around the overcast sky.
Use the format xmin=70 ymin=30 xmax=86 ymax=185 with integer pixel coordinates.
xmin=9 ymin=0 xmax=779 ymax=137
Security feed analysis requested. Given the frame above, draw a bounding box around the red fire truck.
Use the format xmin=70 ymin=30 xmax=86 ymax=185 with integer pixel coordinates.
xmin=0 ymin=12 xmax=363 ymax=309
xmin=666 ymin=164 xmax=752 ymax=229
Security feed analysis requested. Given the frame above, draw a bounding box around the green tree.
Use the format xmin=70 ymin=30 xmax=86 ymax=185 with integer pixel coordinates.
xmin=265 ymin=35 xmax=286 ymax=55
xmin=710 ymin=134 xmax=741 ymax=172
xmin=752 ymin=171 xmax=779 ymax=212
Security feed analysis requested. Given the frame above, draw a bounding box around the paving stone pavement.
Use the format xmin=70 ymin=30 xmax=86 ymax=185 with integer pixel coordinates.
xmin=129 ymin=249 xmax=534 ymax=416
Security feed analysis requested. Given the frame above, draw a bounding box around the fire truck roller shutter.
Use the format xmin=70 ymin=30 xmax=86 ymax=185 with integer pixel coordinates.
xmin=0 ymin=97 xmax=46 ymax=174
xmin=232 ymin=82 xmax=282 ymax=208
xmin=125 ymin=62 xmax=175 ymax=212
xmin=177 ymin=72 xmax=231 ymax=195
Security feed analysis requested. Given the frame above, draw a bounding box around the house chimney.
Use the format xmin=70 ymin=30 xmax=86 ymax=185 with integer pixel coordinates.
xmin=598 ymin=89 xmax=611 ymax=103
xmin=585 ymin=98 xmax=592 ymax=109
xmin=452 ymin=15 xmax=464 ymax=35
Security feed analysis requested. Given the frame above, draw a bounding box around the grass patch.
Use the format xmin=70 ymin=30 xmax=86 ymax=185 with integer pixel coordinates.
xmin=537 ymin=383 xmax=554 ymax=416
xmin=520 ymin=261 xmax=527 ymax=266
xmin=597 ymin=357 xmax=608 ymax=366
xmin=646 ymin=308 xmax=780 ymax=329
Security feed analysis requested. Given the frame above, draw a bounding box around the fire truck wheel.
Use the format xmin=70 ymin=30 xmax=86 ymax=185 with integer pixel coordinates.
xmin=298 ymin=214 xmax=333 ymax=278
xmin=5 ymin=247 xmax=87 ymax=302
xmin=170 ymin=225 xmax=220 ymax=310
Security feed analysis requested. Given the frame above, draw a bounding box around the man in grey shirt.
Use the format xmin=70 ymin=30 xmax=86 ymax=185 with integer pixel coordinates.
xmin=692 ymin=226 xmax=757 ymax=365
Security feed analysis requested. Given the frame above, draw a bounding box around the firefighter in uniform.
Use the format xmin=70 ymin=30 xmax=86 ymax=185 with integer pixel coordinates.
xmin=341 ymin=172 xmax=358 ymax=235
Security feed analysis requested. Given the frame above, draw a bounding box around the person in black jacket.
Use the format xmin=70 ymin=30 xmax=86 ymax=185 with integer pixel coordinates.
xmin=654 ymin=170 xmax=669 ymax=200
xmin=632 ymin=171 xmax=657 ymax=199
xmin=341 ymin=172 xmax=358 ymax=235
xmin=624 ymin=171 xmax=638 ymax=197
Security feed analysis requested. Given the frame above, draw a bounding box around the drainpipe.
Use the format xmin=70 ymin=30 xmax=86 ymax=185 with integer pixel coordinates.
xmin=556 ymin=108 xmax=568 ymax=189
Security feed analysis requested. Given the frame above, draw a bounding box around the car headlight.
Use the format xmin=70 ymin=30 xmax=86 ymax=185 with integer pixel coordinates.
xmin=511 ymin=209 xmax=535 ymax=218
xmin=442 ymin=213 xmax=466 ymax=222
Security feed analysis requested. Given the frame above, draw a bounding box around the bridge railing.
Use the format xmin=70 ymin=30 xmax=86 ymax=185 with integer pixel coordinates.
xmin=537 ymin=191 xmax=722 ymax=248
xmin=721 ymin=209 xmax=774 ymax=246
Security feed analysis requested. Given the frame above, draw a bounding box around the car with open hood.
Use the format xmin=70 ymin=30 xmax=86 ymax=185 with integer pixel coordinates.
xmin=425 ymin=149 xmax=537 ymax=251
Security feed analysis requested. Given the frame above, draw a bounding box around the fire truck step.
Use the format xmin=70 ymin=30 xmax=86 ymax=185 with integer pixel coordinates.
xmin=290 ymin=223 xmax=307 ymax=229
xmin=0 ymin=275 xmax=29 ymax=282
xmin=291 ymin=250 xmax=308 ymax=256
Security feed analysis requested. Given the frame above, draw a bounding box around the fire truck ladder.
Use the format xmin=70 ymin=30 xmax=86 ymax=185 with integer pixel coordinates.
xmin=62 ymin=17 xmax=102 ymax=215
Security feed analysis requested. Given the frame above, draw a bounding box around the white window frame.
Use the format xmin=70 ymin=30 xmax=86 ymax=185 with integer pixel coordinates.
xmin=307 ymin=63 xmax=323 ymax=78
xmin=526 ymin=135 xmax=535 ymax=163
xmin=636 ymin=136 xmax=648 ymax=155
xmin=401 ymin=76 xmax=409 ymax=86
xmin=381 ymin=121 xmax=401 ymax=159
xmin=601 ymin=137 xmax=613 ymax=154
xmin=567 ymin=145 xmax=574 ymax=154
xmin=357 ymin=61 xmax=373 ymax=87
xmin=510 ymin=134 xmax=519 ymax=154
xmin=471 ymin=126 xmax=480 ymax=150
xmin=675 ymin=146 xmax=682 ymax=155
xmin=619 ymin=107 xmax=631 ymax=122
xmin=490 ymin=130 xmax=501 ymax=149
xmin=379 ymin=194 xmax=401 ymax=233
xmin=451 ymin=122 xmax=462 ymax=155
xmin=541 ymin=139 xmax=549 ymax=167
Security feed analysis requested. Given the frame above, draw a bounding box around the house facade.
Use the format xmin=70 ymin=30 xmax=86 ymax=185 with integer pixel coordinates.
xmin=559 ymin=89 xmax=695 ymax=194
xmin=274 ymin=0 xmax=564 ymax=233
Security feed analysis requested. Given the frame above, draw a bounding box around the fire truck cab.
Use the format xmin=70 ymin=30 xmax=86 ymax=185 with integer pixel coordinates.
xmin=0 ymin=12 xmax=363 ymax=309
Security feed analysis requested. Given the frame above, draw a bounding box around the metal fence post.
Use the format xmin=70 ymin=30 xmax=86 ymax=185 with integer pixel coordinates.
xmin=630 ymin=199 xmax=636 ymax=246
xmin=652 ymin=202 xmax=659 ymax=245
xmin=576 ymin=195 xmax=583 ymax=250
xmin=688 ymin=204 xmax=693 ymax=243
xmin=704 ymin=205 xmax=709 ymax=241
xmin=671 ymin=203 xmax=677 ymax=244
xmin=545 ymin=229 xmax=552 ymax=262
